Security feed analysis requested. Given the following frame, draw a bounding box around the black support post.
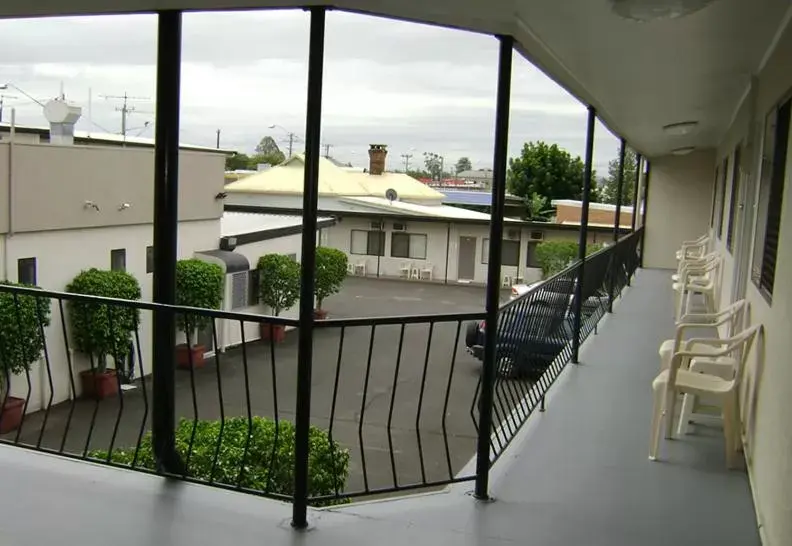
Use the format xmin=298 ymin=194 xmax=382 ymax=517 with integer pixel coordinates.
xmin=571 ymin=106 xmax=596 ymax=364
xmin=639 ymin=161 xmax=651 ymax=267
xmin=151 ymin=10 xmax=185 ymax=475
xmin=475 ymin=35 xmax=512 ymax=501
xmin=607 ymin=138 xmax=626 ymax=313
xmin=292 ymin=6 xmax=325 ymax=531
xmin=444 ymin=222 xmax=451 ymax=284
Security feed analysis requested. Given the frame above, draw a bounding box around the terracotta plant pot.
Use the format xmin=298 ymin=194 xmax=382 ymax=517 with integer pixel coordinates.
xmin=80 ymin=370 xmax=119 ymax=400
xmin=0 ymin=396 xmax=25 ymax=434
xmin=176 ymin=344 xmax=206 ymax=369
xmin=314 ymin=309 xmax=329 ymax=320
xmin=261 ymin=324 xmax=286 ymax=343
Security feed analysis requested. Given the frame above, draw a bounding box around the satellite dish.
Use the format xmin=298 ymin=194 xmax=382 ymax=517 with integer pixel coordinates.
xmin=385 ymin=188 xmax=398 ymax=203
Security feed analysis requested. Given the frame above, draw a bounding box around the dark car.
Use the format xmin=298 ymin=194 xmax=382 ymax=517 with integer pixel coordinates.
xmin=465 ymin=288 xmax=574 ymax=379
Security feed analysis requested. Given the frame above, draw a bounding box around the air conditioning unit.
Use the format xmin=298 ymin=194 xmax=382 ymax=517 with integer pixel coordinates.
xmin=393 ymin=222 xmax=407 ymax=232
xmin=529 ymin=230 xmax=544 ymax=241
xmin=507 ymin=229 xmax=520 ymax=240
xmin=370 ymin=221 xmax=383 ymax=230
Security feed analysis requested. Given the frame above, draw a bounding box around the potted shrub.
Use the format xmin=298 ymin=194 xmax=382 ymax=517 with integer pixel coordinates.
xmin=175 ymin=259 xmax=224 ymax=369
xmin=67 ymin=269 xmax=141 ymax=399
xmin=0 ymin=282 xmax=51 ymax=433
xmin=314 ymin=247 xmax=348 ymax=319
xmin=258 ymin=254 xmax=300 ymax=342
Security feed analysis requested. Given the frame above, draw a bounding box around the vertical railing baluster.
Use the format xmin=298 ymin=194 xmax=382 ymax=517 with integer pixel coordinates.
xmin=265 ymin=323 xmax=280 ymax=494
xmin=209 ymin=318 xmax=225 ymax=483
xmin=35 ymin=293 xmax=55 ymax=449
xmin=105 ymin=304 xmax=126 ymax=460
xmin=183 ymin=313 xmax=199 ymax=477
xmin=131 ymin=313 xmax=148 ymax=468
xmin=58 ymin=299 xmax=78 ymax=454
xmin=326 ymin=326 xmax=345 ymax=498
xmin=236 ymin=320 xmax=253 ymax=489
xmin=358 ymin=325 xmax=377 ymax=493
xmin=415 ymin=322 xmax=434 ymax=484
xmin=387 ymin=324 xmax=405 ymax=489
xmin=441 ymin=321 xmax=462 ymax=480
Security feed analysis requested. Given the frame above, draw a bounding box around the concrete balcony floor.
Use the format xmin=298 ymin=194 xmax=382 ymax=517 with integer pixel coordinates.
xmin=0 ymin=269 xmax=759 ymax=546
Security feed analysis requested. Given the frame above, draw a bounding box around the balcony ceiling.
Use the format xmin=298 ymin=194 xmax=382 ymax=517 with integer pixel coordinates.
xmin=1 ymin=0 xmax=790 ymax=157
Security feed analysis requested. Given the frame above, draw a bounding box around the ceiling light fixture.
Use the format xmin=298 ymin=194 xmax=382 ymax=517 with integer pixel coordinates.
xmin=611 ymin=0 xmax=721 ymax=22
xmin=671 ymin=146 xmax=696 ymax=156
xmin=663 ymin=121 xmax=699 ymax=136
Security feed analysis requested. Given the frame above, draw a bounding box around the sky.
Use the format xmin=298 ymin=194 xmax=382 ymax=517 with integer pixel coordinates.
xmin=0 ymin=10 xmax=621 ymax=174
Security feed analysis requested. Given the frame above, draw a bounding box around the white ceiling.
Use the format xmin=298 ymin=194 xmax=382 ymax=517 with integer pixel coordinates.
xmin=1 ymin=0 xmax=790 ymax=157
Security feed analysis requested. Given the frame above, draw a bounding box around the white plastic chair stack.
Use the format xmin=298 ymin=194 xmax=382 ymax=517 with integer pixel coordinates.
xmin=649 ymin=324 xmax=762 ymax=468
xmin=675 ymin=234 xmax=710 ymax=261
xmin=672 ymin=253 xmax=722 ymax=321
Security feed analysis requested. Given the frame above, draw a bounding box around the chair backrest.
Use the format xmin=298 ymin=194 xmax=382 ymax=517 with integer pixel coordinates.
xmin=680 ymin=253 xmax=722 ymax=283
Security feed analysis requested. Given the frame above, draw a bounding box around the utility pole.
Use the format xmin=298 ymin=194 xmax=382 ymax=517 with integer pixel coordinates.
xmin=216 ymin=128 xmax=221 ymax=149
xmin=401 ymin=153 xmax=412 ymax=172
xmin=101 ymin=92 xmax=150 ymax=136
xmin=0 ymin=94 xmax=18 ymax=123
xmin=287 ymin=133 xmax=295 ymax=157
xmin=323 ymin=143 xmax=332 ymax=158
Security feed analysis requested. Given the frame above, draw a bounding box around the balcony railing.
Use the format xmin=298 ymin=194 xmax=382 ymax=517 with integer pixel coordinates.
xmin=0 ymin=229 xmax=642 ymax=508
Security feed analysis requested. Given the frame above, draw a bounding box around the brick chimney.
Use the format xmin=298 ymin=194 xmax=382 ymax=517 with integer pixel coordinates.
xmin=368 ymin=144 xmax=387 ymax=175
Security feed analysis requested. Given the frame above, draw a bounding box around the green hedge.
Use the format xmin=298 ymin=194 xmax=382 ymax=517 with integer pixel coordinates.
xmin=0 ymin=282 xmax=51 ymax=387
xmin=315 ymin=247 xmax=348 ymax=310
xmin=175 ymin=259 xmax=224 ymax=334
xmin=91 ymin=417 xmax=349 ymax=504
xmin=66 ymin=269 xmax=141 ymax=368
xmin=258 ymin=254 xmax=300 ymax=316
xmin=535 ymin=241 xmax=604 ymax=278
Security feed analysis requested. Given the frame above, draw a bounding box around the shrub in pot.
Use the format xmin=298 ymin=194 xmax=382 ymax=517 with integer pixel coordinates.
xmin=314 ymin=247 xmax=348 ymax=319
xmin=0 ymin=282 xmax=51 ymax=432
xmin=257 ymin=254 xmax=300 ymax=342
xmin=92 ymin=416 xmax=350 ymax=505
xmin=67 ymin=269 xmax=141 ymax=399
xmin=175 ymin=259 xmax=224 ymax=369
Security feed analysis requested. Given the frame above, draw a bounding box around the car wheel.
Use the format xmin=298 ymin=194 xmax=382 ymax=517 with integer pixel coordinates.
xmin=465 ymin=322 xmax=479 ymax=348
xmin=497 ymin=354 xmax=517 ymax=379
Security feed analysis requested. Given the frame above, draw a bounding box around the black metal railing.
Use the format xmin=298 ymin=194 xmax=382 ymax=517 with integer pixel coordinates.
xmin=0 ymin=230 xmax=641 ymax=506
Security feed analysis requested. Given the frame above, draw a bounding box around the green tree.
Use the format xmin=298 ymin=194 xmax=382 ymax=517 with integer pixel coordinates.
xmin=314 ymin=247 xmax=348 ymax=311
xmin=524 ymin=192 xmax=554 ymax=221
xmin=455 ymin=156 xmax=472 ymax=174
xmin=600 ymin=146 xmax=638 ymax=205
xmin=255 ymin=136 xmax=282 ymax=155
xmin=423 ymin=152 xmax=444 ymax=180
xmin=507 ymin=142 xmax=599 ymax=214
xmin=249 ymin=151 xmax=285 ymax=168
xmin=225 ymin=153 xmax=252 ymax=171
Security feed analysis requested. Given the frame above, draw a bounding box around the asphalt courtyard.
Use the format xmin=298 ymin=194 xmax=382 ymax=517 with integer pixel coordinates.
xmin=10 ymin=278 xmax=519 ymax=497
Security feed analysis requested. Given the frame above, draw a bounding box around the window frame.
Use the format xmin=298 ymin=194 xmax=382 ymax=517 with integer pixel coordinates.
xmin=17 ymin=257 xmax=37 ymax=285
xmin=390 ymin=232 xmax=428 ymax=260
xmin=111 ymin=248 xmax=127 ymax=272
xmin=146 ymin=246 xmax=154 ymax=274
xmin=482 ymin=238 xmax=520 ymax=267
xmin=350 ymin=229 xmax=385 ymax=256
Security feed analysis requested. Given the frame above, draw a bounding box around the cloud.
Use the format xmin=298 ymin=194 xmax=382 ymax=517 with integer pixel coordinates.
xmin=0 ymin=9 xmax=620 ymax=174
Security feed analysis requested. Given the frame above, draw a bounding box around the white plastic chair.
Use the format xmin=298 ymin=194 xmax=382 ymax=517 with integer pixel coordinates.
xmin=410 ymin=265 xmax=420 ymax=280
xmin=675 ymin=234 xmax=709 ymax=261
xmin=672 ymin=251 xmax=719 ymax=283
xmin=502 ymin=274 xmax=512 ymax=287
xmin=420 ymin=263 xmax=433 ymax=281
xmin=355 ymin=261 xmax=367 ymax=276
xmin=346 ymin=262 xmax=355 ymax=275
xmin=673 ymin=255 xmax=722 ymax=321
xmin=399 ymin=262 xmax=411 ymax=278
xmin=649 ymin=324 xmax=761 ymax=468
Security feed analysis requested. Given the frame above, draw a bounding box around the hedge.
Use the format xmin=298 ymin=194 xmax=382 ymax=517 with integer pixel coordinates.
xmin=0 ymin=282 xmax=51 ymax=389
xmin=535 ymin=241 xmax=604 ymax=278
xmin=175 ymin=259 xmax=224 ymax=334
xmin=315 ymin=247 xmax=348 ymax=310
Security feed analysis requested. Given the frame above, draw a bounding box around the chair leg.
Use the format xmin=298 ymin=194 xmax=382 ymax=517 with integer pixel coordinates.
xmin=649 ymin=387 xmax=664 ymax=461
xmin=722 ymin=395 xmax=738 ymax=469
xmin=677 ymin=393 xmax=695 ymax=436
xmin=664 ymin=389 xmax=677 ymax=440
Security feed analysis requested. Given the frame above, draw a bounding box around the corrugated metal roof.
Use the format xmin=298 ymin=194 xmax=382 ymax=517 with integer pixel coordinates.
xmin=440 ymin=190 xmax=524 ymax=206
xmin=221 ymin=211 xmax=333 ymax=237
xmin=339 ymin=196 xmax=521 ymax=222
xmin=224 ymin=155 xmax=444 ymax=201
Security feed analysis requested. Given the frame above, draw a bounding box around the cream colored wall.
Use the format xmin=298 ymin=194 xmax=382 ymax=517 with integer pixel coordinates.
xmin=0 ymin=143 xmax=224 ymax=233
xmin=643 ymin=150 xmax=716 ymax=269
xmin=709 ymin=19 xmax=792 ymax=546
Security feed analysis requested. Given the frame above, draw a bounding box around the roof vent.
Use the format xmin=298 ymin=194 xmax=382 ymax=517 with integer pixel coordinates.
xmin=43 ymin=99 xmax=82 ymax=146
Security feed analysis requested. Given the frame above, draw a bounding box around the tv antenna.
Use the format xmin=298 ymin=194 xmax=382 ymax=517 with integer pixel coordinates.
xmin=100 ymin=92 xmax=151 ymax=137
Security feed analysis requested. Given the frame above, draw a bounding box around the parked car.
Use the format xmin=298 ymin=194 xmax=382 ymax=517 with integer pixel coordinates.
xmin=466 ymin=284 xmax=574 ymax=379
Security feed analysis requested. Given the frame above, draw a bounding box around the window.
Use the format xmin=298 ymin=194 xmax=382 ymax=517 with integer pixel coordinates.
xmin=752 ymin=96 xmax=791 ymax=298
xmin=111 ymin=248 xmax=126 ymax=272
xmin=350 ymin=230 xmax=384 ymax=256
xmin=17 ymin=258 xmax=36 ymax=285
xmin=710 ymin=166 xmax=720 ymax=227
xmin=726 ymin=146 xmax=742 ymax=253
xmin=146 ymin=246 xmax=154 ymax=274
xmin=248 ymin=269 xmax=260 ymax=306
xmin=391 ymin=233 xmax=428 ymax=259
xmin=230 ymin=271 xmax=247 ymax=310
xmin=482 ymin=238 xmax=519 ymax=267
xmin=716 ymin=158 xmax=729 ymax=238
xmin=287 ymin=253 xmax=298 ymax=262
xmin=525 ymin=242 xmax=541 ymax=268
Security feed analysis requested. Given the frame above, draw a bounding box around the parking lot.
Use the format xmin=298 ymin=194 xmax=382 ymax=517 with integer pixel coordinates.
xmin=12 ymin=278 xmax=518 ymax=496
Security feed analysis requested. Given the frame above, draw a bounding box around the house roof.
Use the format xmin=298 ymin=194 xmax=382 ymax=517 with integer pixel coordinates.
xmin=224 ymin=155 xmax=444 ymax=201
xmin=441 ymin=190 xmax=522 ymax=206
xmin=551 ymin=199 xmax=635 ymax=213
xmin=338 ymin=196 xmax=522 ymax=222
xmin=0 ymin=122 xmax=234 ymax=154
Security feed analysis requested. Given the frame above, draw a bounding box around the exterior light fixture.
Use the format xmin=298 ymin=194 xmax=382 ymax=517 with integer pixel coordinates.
xmin=671 ymin=146 xmax=696 ymax=156
xmin=611 ymin=0 xmax=720 ymax=22
xmin=663 ymin=121 xmax=699 ymax=136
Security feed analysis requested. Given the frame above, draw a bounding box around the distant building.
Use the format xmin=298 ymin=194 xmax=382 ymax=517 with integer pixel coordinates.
xmin=551 ymin=199 xmax=634 ymax=228
xmin=457 ymin=168 xmax=494 ymax=187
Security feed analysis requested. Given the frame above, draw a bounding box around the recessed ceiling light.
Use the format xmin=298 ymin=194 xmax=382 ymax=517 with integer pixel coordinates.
xmin=671 ymin=146 xmax=696 ymax=156
xmin=663 ymin=121 xmax=699 ymax=136
xmin=611 ymin=0 xmax=720 ymax=22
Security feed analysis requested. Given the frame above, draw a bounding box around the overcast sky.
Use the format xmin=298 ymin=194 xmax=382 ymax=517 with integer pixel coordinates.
xmin=0 ymin=10 xmax=620 ymax=173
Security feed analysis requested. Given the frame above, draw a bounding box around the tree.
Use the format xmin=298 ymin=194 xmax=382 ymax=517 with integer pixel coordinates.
xmin=524 ymin=192 xmax=554 ymax=221
xmin=255 ymin=136 xmax=282 ymax=155
xmin=600 ymin=146 xmax=638 ymax=205
xmin=258 ymin=254 xmax=300 ymax=316
xmin=455 ymin=157 xmax=472 ymax=174
xmin=314 ymin=247 xmax=348 ymax=312
xmin=225 ymin=153 xmax=252 ymax=171
xmin=249 ymin=150 xmax=285 ymax=168
xmin=507 ymin=141 xmax=599 ymax=215
xmin=423 ymin=152 xmax=444 ymax=180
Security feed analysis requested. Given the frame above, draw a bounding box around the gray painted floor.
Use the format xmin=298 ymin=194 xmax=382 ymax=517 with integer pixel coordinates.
xmin=0 ymin=269 xmax=759 ymax=545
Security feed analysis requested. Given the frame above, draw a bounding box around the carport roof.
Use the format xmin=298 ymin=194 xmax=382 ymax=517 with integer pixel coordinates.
xmin=221 ymin=211 xmax=336 ymax=245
